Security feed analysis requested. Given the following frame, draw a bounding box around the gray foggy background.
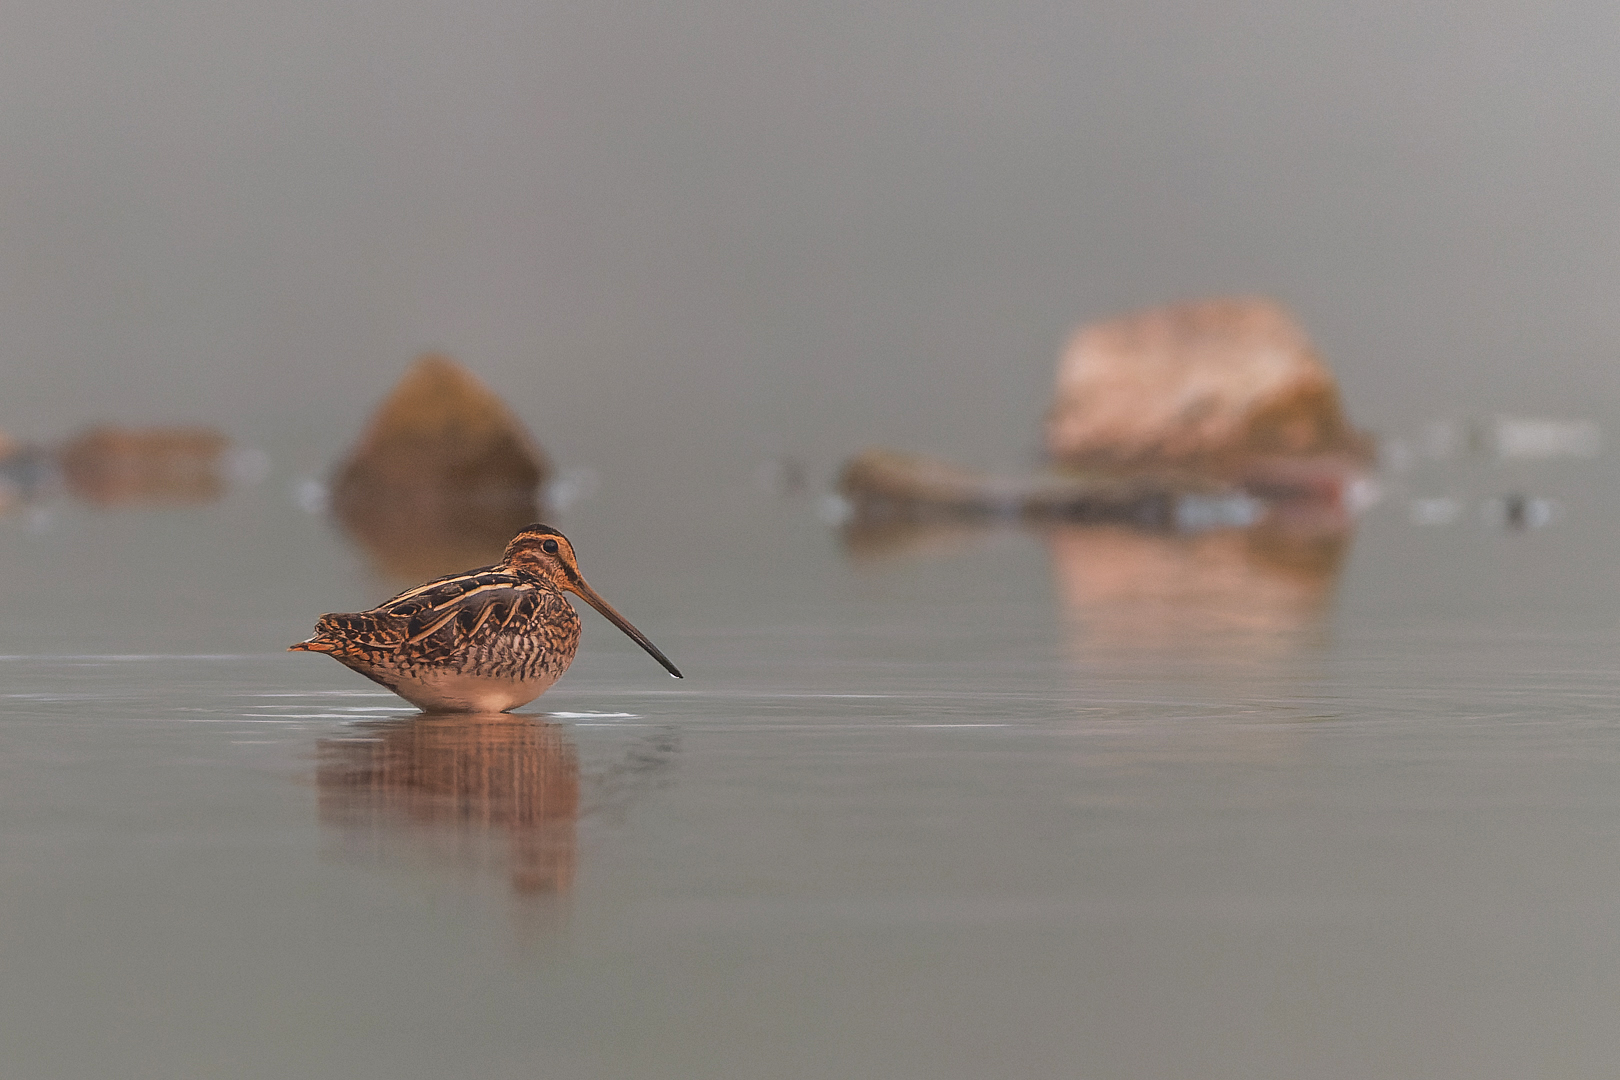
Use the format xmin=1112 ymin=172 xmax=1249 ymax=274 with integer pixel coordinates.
xmin=3 ymin=0 xmax=1617 ymax=471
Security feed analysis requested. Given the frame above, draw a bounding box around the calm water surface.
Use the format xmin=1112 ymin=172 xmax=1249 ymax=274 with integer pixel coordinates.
xmin=1 ymin=437 xmax=1617 ymax=1079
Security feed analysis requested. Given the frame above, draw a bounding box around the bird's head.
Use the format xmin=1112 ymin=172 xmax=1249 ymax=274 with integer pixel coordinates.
xmin=501 ymin=523 xmax=682 ymax=679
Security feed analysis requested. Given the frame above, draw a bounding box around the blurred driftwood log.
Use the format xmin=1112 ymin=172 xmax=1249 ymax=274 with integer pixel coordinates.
xmin=0 ymin=425 xmax=235 ymax=508
xmin=839 ymin=447 xmax=1234 ymax=525
xmin=331 ymin=354 xmax=550 ymax=579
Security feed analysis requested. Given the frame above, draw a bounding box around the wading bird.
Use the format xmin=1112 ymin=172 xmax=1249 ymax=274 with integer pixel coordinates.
xmin=291 ymin=524 xmax=681 ymax=711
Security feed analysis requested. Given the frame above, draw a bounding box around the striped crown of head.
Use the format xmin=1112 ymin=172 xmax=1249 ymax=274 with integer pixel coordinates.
xmin=502 ymin=524 xmax=578 ymax=579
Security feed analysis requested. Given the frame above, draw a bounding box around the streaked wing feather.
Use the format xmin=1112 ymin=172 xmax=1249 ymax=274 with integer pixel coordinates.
xmin=404 ymin=585 xmax=568 ymax=662
xmin=315 ymin=570 xmax=554 ymax=655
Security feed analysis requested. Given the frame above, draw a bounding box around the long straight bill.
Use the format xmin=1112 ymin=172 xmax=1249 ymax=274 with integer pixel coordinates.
xmin=569 ymin=580 xmax=684 ymax=678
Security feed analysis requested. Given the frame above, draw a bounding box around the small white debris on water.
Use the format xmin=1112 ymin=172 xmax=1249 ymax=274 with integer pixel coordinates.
xmin=817 ymin=494 xmax=854 ymax=526
xmin=1173 ymin=493 xmax=1263 ymax=532
xmin=1490 ymin=418 xmax=1601 ymax=460
xmin=1410 ymin=497 xmax=1462 ymax=526
xmin=293 ymin=479 xmax=328 ymax=513
xmin=544 ymin=467 xmax=600 ymax=510
xmin=1344 ymin=476 xmax=1383 ymax=514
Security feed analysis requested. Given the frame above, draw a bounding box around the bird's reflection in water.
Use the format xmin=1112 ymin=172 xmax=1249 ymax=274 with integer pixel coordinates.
xmin=317 ymin=714 xmax=578 ymax=897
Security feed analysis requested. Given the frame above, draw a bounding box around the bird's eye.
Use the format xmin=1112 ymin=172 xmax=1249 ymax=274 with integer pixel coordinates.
xmin=542 ymin=539 xmax=559 ymax=554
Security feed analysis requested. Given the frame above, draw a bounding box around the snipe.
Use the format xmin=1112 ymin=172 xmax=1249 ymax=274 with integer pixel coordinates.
xmin=291 ymin=524 xmax=681 ymax=712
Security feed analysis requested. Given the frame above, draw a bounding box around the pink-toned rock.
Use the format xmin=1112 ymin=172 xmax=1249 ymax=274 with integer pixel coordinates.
xmin=1045 ymin=297 xmax=1369 ymax=476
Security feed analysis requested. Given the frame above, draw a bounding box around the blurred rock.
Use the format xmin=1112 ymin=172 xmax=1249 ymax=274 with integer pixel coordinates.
xmin=331 ymin=354 xmax=550 ymax=579
xmin=1409 ymin=497 xmax=1462 ymax=527
xmin=838 ymin=446 xmax=1232 ymax=525
xmin=317 ymin=715 xmax=578 ymax=897
xmin=1045 ymin=297 xmax=1371 ymax=488
xmin=835 ymin=299 xmax=1371 ymax=532
xmin=58 ymin=425 xmax=229 ymax=506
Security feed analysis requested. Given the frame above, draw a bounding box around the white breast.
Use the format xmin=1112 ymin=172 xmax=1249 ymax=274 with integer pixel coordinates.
xmin=388 ymin=670 xmax=563 ymax=713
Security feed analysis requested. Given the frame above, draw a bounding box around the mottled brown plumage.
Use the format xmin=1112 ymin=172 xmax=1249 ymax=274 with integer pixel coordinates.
xmin=290 ymin=524 xmax=681 ymax=712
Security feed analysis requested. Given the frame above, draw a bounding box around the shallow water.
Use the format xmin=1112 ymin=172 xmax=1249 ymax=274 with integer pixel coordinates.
xmin=0 ymin=436 xmax=1616 ymax=1079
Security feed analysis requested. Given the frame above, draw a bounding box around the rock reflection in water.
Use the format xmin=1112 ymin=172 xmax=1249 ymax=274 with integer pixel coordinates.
xmin=1048 ymin=508 xmax=1350 ymax=660
xmin=843 ymin=501 xmax=1351 ymax=662
xmin=317 ymin=715 xmax=578 ymax=896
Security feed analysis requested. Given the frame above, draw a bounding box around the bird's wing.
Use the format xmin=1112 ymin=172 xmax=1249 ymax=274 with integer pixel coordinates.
xmin=315 ymin=570 xmax=566 ymax=657
xmin=375 ymin=564 xmax=502 ymax=607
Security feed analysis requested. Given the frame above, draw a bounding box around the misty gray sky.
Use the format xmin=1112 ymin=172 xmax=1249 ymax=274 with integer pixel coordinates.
xmin=2 ymin=1 xmax=1617 ymax=470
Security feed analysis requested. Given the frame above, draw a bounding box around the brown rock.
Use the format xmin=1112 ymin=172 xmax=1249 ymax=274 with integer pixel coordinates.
xmin=331 ymin=354 xmax=550 ymax=579
xmin=334 ymin=353 xmax=549 ymax=495
xmin=1045 ymin=297 xmax=1369 ymax=476
xmin=59 ymin=425 xmax=229 ymax=505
